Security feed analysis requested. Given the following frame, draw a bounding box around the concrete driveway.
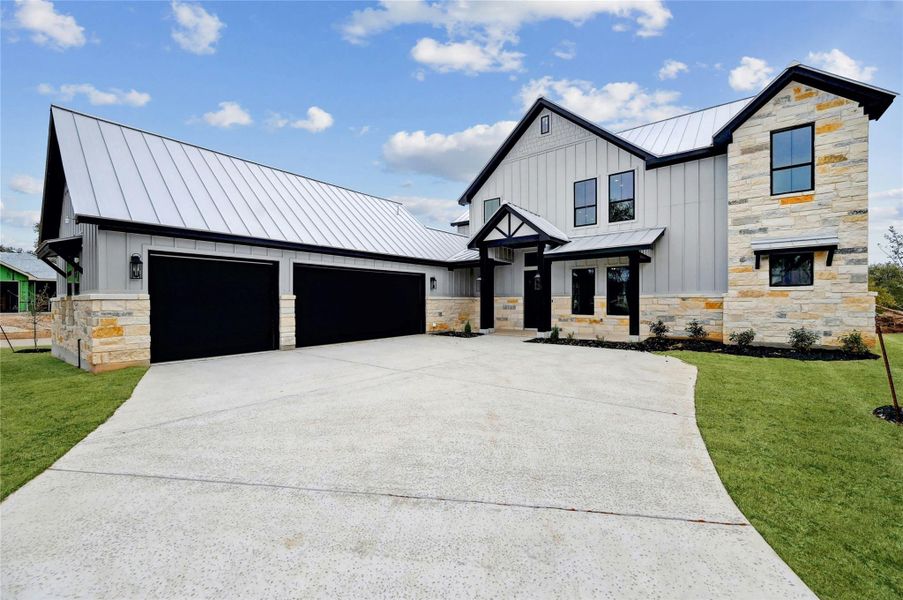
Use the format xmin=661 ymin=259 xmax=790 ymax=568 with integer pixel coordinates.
xmin=1 ymin=334 xmax=814 ymax=598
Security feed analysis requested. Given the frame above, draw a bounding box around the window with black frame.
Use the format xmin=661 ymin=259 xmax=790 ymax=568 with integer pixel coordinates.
xmin=574 ymin=178 xmax=597 ymax=226
xmin=769 ymin=252 xmax=814 ymax=287
xmin=771 ymin=124 xmax=813 ymax=195
xmin=483 ymin=198 xmax=500 ymax=222
xmin=571 ymin=268 xmax=595 ymax=315
xmin=606 ymin=266 xmax=630 ymax=315
xmin=540 ymin=114 xmax=550 ymax=135
xmin=608 ymin=171 xmax=635 ymax=222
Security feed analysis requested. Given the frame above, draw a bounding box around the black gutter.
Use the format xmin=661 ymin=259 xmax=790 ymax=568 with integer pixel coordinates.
xmin=545 ymin=245 xmax=655 ymax=262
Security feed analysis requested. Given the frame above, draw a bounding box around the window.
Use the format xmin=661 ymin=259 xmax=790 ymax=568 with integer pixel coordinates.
xmin=571 ymin=268 xmax=595 ymax=315
xmin=0 ymin=281 xmax=19 ymax=313
xmin=540 ymin=114 xmax=550 ymax=135
xmin=769 ymin=252 xmax=814 ymax=287
xmin=606 ymin=267 xmax=631 ymax=316
xmin=608 ymin=171 xmax=635 ymax=223
xmin=483 ymin=198 xmax=500 ymax=222
xmin=771 ymin=124 xmax=813 ymax=195
xmin=574 ymin=178 xmax=597 ymax=226
xmin=524 ymin=252 xmax=538 ymax=268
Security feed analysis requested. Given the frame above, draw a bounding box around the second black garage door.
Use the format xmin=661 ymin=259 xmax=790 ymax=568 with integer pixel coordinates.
xmin=149 ymin=253 xmax=278 ymax=363
xmin=294 ymin=264 xmax=425 ymax=347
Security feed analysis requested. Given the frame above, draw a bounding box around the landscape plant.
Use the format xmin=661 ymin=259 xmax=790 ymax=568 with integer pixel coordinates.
xmin=649 ymin=319 xmax=670 ymax=338
xmin=839 ymin=330 xmax=869 ymax=355
xmin=788 ymin=326 xmax=820 ymax=352
xmin=549 ymin=326 xmax=560 ymax=341
xmin=685 ymin=319 xmax=707 ymax=340
xmin=729 ymin=328 xmax=756 ymax=347
xmin=463 ymin=321 xmax=472 ymax=334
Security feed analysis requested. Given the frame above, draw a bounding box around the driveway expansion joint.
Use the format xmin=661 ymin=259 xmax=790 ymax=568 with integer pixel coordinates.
xmin=47 ymin=467 xmax=750 ymax=528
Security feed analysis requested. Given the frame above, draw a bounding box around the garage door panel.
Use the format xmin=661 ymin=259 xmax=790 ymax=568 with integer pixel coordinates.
xmin=294 ymin=265 xmax=424 ymax=347
xmin=149 ymin=254 xmax=278 ymax=362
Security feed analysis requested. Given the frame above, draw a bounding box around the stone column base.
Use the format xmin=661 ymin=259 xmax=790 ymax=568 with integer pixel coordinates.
xmin=279 ymin=294 xmax=296 ymax=350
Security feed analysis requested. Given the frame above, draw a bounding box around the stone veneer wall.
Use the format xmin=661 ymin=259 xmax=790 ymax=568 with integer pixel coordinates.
xmin=0 ymin=313 xmax=51 ymax=339
xmin=551 ymin=294 xmax=724 ymax=341
xmin=51 ymin=294 xmax=150 ymax=372
xmin=494 ymin=297 xmax=524 ymax=330
xmin=724 ymin=81 xmax=874 ymax=347
xmin=426 ymin=297 xmax=479 ymax=332
xmin=279 ymin=294 xmax=295 ymax=350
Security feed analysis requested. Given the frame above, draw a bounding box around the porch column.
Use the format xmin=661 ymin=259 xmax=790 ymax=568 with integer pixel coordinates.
xmin=536 ymin=242 xmax=551 ymax=332
xmin=479 ymin=246 xmax=495 ymax=331
xmin=628 ymin=252 xmax=640 ymax=336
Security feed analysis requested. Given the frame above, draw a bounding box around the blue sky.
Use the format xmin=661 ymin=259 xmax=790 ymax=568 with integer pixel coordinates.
xmin=2 ymin=1 xmax=901 ymax=260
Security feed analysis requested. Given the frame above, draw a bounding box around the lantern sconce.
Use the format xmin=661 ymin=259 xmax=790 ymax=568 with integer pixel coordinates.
xmin=533 ymin=272 xmax=542 ymax=291
xmin=129 ymin=253 xmax=143 ymax=280
xmin=430 ymin=276 xmax=438 ymax=290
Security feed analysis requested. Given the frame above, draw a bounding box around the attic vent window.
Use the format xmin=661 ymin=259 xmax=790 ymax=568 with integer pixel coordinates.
xmin=540 ymin=115 xmax=550 ymax=135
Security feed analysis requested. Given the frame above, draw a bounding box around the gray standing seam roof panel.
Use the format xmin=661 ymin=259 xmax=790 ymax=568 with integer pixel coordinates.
xmin=545 ymin=228 xmax=665 ymax=256
xmin=51 ymin=106 xmax=471 ymax=263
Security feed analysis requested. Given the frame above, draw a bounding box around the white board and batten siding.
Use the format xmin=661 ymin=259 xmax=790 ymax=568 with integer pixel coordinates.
xmin=469 ymin=108 xmax=728 ymax=297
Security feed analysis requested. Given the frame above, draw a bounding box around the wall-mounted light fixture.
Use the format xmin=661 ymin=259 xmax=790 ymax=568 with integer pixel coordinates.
xmin=430 ymin=276 xmax=437 ymax=290
xmin=129 ymin=253 xmax=143 ymax=280
xmin=533 ymin=272 xmax=542 ymax=291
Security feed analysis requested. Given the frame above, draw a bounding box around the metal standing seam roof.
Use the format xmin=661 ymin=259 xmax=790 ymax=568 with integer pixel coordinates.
xmin=545 ymin=227 xmax=665 ymax=256
xmin=0 ymin=251 xmax=58 ymax=280
xmin=450 ymin=210 xmax=470 ymax=226
xmin=618 ymin=98 xmax=752 ymax=156
xmin=749 ymin=233 xmax=839 ymax=251
xmin=49 ymin=106 xmax=470 ymax=264
xmin=506 ymin=204 xmax=569 ymax=243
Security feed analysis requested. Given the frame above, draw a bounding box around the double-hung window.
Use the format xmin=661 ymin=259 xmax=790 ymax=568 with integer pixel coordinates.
xmin=574 ymin=178 xmax=597 ymax=226
xmin=769 ymin=252 xmax=814 ymax=287
xmin=608 ymin=171 xmax=635 ymax=223
xmin=483 ymin=198 xmax=500 ymax=222
xmin=571 ymin=268 xmax=595 ymax=315
xmin=606 ymin=267 xmax=631 ymax=316
xmin=771 ymin=124 xmax=813 ymax=195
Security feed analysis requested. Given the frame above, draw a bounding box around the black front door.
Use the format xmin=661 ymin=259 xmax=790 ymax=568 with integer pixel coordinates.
xmin=523 ymin=270 xmax=541 ymax=329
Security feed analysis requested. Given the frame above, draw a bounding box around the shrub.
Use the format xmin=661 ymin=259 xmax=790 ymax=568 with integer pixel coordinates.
xmin=729 ymin=328 xmax=756 ymax=347
xmin=839 ymin=330 xmax=869 ymax=354
xmin=649 ymin=319 xmax=670 ymax=338
xmin=566 ymin=331 xmax=575 ymax=341
xmin=788 ymin=326 xmax=820 ymax=352
xmin=549 ymin=326 xmax=560 ymax=341
xmin=463 ymin=321 xmax=472 ymax=334
xmin=685 ymin=319 xmax=707 ymax=340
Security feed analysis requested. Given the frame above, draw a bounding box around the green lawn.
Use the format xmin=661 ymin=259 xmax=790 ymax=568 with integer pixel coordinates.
xmin=0 ymin=348 xmax=146 ymax=500
xmin=666 ymin=335 xmax=903 ymax=600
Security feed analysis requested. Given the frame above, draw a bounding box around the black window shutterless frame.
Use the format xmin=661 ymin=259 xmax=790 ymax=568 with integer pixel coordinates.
xmin=540 ymin=114 xmax=550 ymax=134
xmin=571 ymin=268 xmax=595 ymax=315
xmin=574 ymin=178 xmax=597 ymax=227
xmin=768 ymin=252 xmax=814 ymax=287
xmin=608 ymin=170 xmax=635 ymax=223
xmin=770 ymin=123 xmax=814 ymax=195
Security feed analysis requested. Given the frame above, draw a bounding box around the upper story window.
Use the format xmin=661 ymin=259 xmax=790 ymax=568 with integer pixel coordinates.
xmin=540 ymin=114 xmax=550 ymax=135
xmin=483 ymin=198 xmax=500 ymax=222
xmin=769 ymin=252 xmax=814 ymax=287
xmin=574 ymin=178 xmax=597 ymax=227
xmin=571 ymin=268 xmax=595 ymax=315
xmin=771 ymin=124 xmax=813 ymax=195
xmin=608 ymin=171 xmax=635 ymax=223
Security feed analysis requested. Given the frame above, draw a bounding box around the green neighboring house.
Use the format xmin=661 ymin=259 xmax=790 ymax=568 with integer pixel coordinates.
xmin=0 ymin=252 xmax=57 ymax=313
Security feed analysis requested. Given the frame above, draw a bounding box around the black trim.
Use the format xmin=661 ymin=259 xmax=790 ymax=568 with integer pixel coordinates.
xmin=753 ymin=244 xmax=837 ymax=269
xmin=540 ymin=114 xmax=550 ymax=135
xmin=78 ymin=216 xmax=456 ymax=269
xmin=479 ymin=246 xmax=494 ymax=329
xmin=770 ymin=123 xmax=814 ymax=196
xmin=545 ymin=246 xmax=654 ymax=263
xmin=607 ymin=170 xmax=636 ymax=224
xmin=35 ymin=235 xmax=83 ymax=274
xmin=646 ymin=146 xmax=725 ymax=169
xmin=467 ymin=204 xmax=568 ymax=250
xmin=573 ymin=178 xmax=597 ymax=227
xmin=767 ymin=251 xmax=815 ymax=288
xmin=714 ymin=65 xmax=897 ymax=146
xmin=571 ymin=267 xmax=595 ymax=316
xmin=458 ymin=98 xmax=654 ymax=205
xmin=483 ymin=198 xmax=501 ymax=222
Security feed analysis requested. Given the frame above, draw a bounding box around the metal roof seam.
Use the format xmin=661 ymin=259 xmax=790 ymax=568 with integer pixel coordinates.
xmin=66 ymin=112 xmax=102 ymax=216
xmin=291 ymin=176 xmax=354 ymax=248
xmin=256 ymin=167 xmax=318 ymax=244
xmin=216 ymin=153 xmax=283 ymax=240
xmin=117 ymin=126 xmax=162 ymax=226
xmin=270 ymin=170 xmax=330 ymax=245
xmin=176 ymin=142 xmax=235 ymax=235
xmin=318 ymin=183 xmax=381 ymax=253
xmin=244 ymin=162 xmax=307 ymax=243
xmin=136 ymin=131 xmax=188 ymax=229
xmin=94 ymin=120 xmax=136 ymax=222
xmin=231 ymin=159 xmax=294 ymax=241
xmin=159 ymin=137 xmax=212 ymax=231
xmin=281 ymin=174 xmax=344 ymax=246
xmin=194 ymin=148 xmax=256 ymax=237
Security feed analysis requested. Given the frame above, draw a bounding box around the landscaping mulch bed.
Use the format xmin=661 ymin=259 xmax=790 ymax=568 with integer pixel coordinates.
xmin=9 ymin=348 xmax=51 ymax=354
xmin=872 ymin=405 xmax=903 ymax=424
xmin=431 ymin=331 xmax=482 ymax=338
xmin=526 ymin=336 xmax=879 ymax=361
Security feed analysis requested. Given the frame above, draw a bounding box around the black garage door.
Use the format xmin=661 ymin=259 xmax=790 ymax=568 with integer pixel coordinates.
xmin=294 ymin=264 xmax=425 ymax=347
xmin=149 ymin=253 xmax=278 ymax=363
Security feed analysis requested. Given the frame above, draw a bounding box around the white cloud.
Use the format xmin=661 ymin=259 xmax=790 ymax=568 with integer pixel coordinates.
xmin=266 ymin=106 xmax=334 ymax=133
xmin=341 ymin=1 xmax=670 ymax=75
xmin=658 ymin=59 xmax=688 ymax=80
xmin=612 ymin=22 xmax=630 ymax=33
xmin=392 ymin=195 xmax=462 ymax=228
xmin=413 ymin=69 xmax=426 ymax=82
xmin=729 ymin=56 xmax=774 ymax=91
xmin=411 ymin=37 xmax=523 ymax=73
xmin=14 ymin=0 xmax=86 ymax=50
xmin=869 ymin=188 xmax=903 ymax=262
xmin=383 ymin=120 xmax=517 ymax=182
xmin=203 ymin=101 xmax=252 ymax=128
xmin=170 ymin=0 xmax=224 ymax=55
xmin=9 ymin=175 xmax=43 ymax=195
xmin=552 ymin=40 xmax=576 ymax=60
xmin=806 ymin=49 xmax=877 ymax=82
xmin=518 ymin=76 xmax=687 ymax=130
xmin=37 ymin=83 xmax=151 ymax=107
xmin=0 ymin=201 xmax=40 ymax=229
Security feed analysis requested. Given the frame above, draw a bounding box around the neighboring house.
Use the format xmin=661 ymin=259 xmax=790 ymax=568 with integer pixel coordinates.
xmin=0 ymin=252 xmax=56 ymax=313
xmin=35 ymin=63 xmax=896 ymax=372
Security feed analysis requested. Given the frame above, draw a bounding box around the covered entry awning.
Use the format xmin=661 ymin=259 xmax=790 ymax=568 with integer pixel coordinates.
xmin=545 ymin=227 xmax=665 ymax=261
xmin=467 ymin=203 xmax=569 ymax=249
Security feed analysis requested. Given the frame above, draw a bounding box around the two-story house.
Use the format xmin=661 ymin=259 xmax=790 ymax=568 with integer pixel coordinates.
xmin=35 ymin=63 xmax=895 ymax=371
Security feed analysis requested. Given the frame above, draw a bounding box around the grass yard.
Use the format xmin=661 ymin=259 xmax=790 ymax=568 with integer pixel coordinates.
xmin=667 ymin=334 xmax=903 ymax=600
xmin=0 ymin=348 xmax=146 ymax=501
